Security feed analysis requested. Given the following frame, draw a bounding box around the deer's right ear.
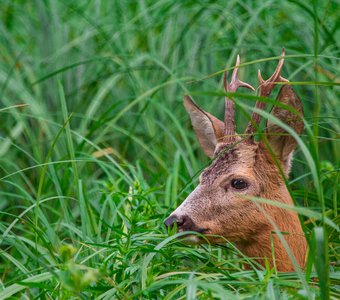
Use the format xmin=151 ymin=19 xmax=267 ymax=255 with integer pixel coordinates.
xmin=184 ymin=95 xmax=225 ymax=158
xmin=265 ymin=85 xmax=304 ymax=174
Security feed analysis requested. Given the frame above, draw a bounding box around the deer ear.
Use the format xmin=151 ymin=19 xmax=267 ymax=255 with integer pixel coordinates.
xmin=265 ymin=85 xmax=304 ymax=174
xmin=184 ymin=95 xmax=225 ymax=158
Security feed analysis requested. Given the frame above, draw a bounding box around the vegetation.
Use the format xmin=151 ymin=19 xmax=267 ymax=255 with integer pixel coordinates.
xmin=0 ymin=1 xmax=338 ymax=299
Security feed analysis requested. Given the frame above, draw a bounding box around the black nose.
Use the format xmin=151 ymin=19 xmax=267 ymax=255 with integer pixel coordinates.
xmin=164 ymin=215 xmax=206 ymax=234
xmin=164 ymin=215 xmax=186 ymax=229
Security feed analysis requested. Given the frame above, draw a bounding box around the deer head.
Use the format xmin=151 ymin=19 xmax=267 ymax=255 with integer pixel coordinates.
xmin=164 ymin=50 xmax=307 ymax=271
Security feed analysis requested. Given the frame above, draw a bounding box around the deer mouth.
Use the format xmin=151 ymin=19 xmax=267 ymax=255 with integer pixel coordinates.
xmin=179 ymin=219 xmax=210 ymax=236
xmin=196 ymin=227 xmax=210 ymax=234
xmin=177 ymin=227 xmax=211 ymax=244
xmin=178 ymin=227 xmax=209 ymax=234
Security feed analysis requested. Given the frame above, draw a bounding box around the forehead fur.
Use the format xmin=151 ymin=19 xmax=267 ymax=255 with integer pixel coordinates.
xmin=200 ymin=141 xmax=258 ymax=184
xmin=200 ymin=141 xmax=283 ymax=186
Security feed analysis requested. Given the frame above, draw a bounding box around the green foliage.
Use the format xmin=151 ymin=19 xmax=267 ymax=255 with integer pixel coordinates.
xmin=0 ymin=0 xmax=339 ymax=299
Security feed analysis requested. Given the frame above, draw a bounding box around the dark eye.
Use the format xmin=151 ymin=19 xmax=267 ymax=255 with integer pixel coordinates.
xmin=231 ymin=179 xmax=249 ymax=190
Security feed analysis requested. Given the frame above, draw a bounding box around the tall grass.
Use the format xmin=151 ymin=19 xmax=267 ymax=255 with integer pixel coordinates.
xmin=0 ymin=0 xmax=339 ymax=299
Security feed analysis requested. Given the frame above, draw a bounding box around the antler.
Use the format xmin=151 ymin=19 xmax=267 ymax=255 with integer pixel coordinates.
xmin=245 ymin=48 xmax=288 ymax=136
xmin=224 ymin=55 xmax=255 ymax=143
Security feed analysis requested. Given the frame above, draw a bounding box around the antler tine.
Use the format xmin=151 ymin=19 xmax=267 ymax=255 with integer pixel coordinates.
xmin=229 ymin=55 xmax=255 ymax=92
xmin=258 ymin=48 xmax=289 ymax=96
xmin=245 ymin=48 xmax=289 ymax=136
xmin=224 ymin=55 xmax=255 ymax=144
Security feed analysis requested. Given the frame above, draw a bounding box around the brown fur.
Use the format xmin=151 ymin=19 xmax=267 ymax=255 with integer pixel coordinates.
xmin=164 ymin=58 xmax=307 ymax=272
xmin=168 ymin=140 xmax=307 ymax=271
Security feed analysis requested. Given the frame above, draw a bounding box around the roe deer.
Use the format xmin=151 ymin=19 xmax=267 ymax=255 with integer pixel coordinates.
xmin=164 ymin=49 xmax=307 ymax=272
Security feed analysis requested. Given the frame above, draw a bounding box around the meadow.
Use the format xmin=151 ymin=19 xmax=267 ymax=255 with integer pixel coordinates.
xmin=0 ymin=1 xmax=339 ymax=299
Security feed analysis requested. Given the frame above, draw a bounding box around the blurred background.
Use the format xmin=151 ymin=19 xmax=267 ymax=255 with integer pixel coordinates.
xmin=0 ymin=1 xmax=338 ymax=298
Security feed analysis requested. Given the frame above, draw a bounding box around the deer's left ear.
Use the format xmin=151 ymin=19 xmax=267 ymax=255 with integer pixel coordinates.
xmin=184 ymin=95 xmax=225 ymax=158
xmin=265 ymin=85 xmax=304 ymax=174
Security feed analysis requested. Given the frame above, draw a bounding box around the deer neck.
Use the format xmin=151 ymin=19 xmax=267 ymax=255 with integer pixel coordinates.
xmin=235 ymin=184 xmax=307 ymax=271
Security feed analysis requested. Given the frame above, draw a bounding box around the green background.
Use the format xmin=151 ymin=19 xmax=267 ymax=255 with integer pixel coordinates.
xmin=0 ymin=1 xmax=338 ymax=299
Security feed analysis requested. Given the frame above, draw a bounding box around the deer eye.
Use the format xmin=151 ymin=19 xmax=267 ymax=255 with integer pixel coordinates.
xmin=231 ymin=179 xmax=249 ymax=190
